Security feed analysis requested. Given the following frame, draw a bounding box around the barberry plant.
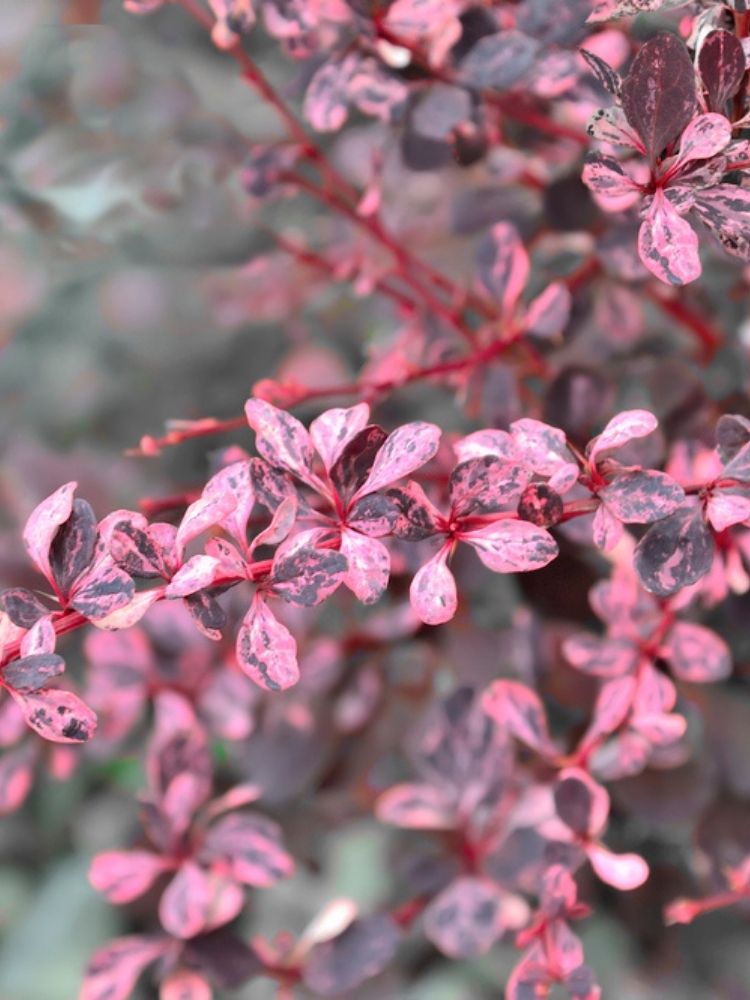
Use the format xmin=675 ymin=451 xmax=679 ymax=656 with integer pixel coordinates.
xmin=2 ymin=0 xmax=750 ymax=997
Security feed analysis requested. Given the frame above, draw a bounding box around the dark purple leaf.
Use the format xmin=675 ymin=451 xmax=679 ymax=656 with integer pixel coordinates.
xmin=330 ymin=425 xmax=387 ymax=501
xmin=698 ymin=30 xmax=746 ymax=113
xmin=184 ymin=590 xmax=227 ymax=641
xmin=716 ymin=413 xmax=750 ymax=466
xmin=184 ymin=930 xmax=263 ymax=989
xmin=621 ymin=33 xmax=696 ymax=164
xmin=3 ymin=653 xmax=65 ymax=692
xmin=50 ymin=498 xmax=97 ymax=596
xmin=554 ymin=776 xmax=593 ymax=835
xmin=347 ymin=493 xmax=398 ymax=537
xmin=302 ymin=914 xmax=400 ymax=995
xmin=633 ymin=506 xmax=714 ymax=596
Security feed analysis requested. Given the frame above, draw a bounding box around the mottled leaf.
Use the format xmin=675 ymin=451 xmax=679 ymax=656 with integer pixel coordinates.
xmin=310 ymin=403 xmax=370 ymax=472
xmin=563 ymin=634 xmax=637 ymax=677
xmin=634 ymin=506 xmax=713 ymax=595
xmin=12 ymin=687 xmax=97 ymax=743
xmin=423 ymin=877 xmax=506 ymax=959
xmin=462 ymin=519 xmax=558 ymax=573
xmin=460 ymin=31 xmax=539 ymax=90
xmin=376 ymin=782 xmax=456 ymax=829
xmin=387 ymin=481 xmax=444 ymax=540
xmin=523 ymin=282 xmax=572 ymax=340
xmin=22 ymin=482 xmax=76 ymax=586
xmin=340 ymin=529 xmax=390 ymax=604
xmin=482 ymin=680 xmax=557 ymax=756
xmin=3 ymin=652 xmax=65 ymax=692
xmin=270 ymin=546 xmax=347 ymax=607
xmin=245 ymin=398 xmax=324 ymax=491
xmin=599 ymin=470 xmax=685 ymax=523
xmin=353 ymin=421 xmax=440 ymax=499
xmin=450 ymin=456 xmax=529 ymax=517
xmin=201 ymin=812 xmax=294 ymax=886
xmin=589 ymin=410 xmax=658 ymax=463
xmin=638 ymin=189 xmax=701 ymax=285
xmin=476 ymin=222 xmax=529 ymax=313
xmin=330 ymin=425 xmax=388 ymax=501
xmin=50 ymin=498 xmax=97 ymax=596
xmin=80 ymin=936 xmax=167 ymax=1000
xmin=410 ymin=550 xmax=457 ymax=625
xmin=692 ymin=184 xmax=750 ymax=262
xmin=236 ymin=595 xmax=298 ymax=692
xmin=664 ymin=621 xmax=731 ymax=683
xmin=0 ymin=588 xmax=49 ymax=629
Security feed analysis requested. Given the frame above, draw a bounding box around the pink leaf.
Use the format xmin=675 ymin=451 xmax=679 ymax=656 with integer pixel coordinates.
xmin=310 ymin=403 xmax=370 ymax=471
xmin=0 ymin=745 xmax=35 ymax=814
xmin=89 ymin=850 xmax=170 ymax=904
xmin=475 ymin=222 xmax=529 ymax=314
xmin=510 ymin=418 xmax=573 ymax=475
xmin=236 ymin=595 xmax=299 ymax=692
xmin=159 ymin=861 xmax=242 ymax=939
xmin=706 ymin=491 xmax=750 ymax=531
xmin=453 ymin=428 xmax=518 ymax=465
xmin=589 ymin=410 xmax=658 ymax=463
xmin=462 ymin=520 xmax=558 ymax=573
xmin=20 ymin=614 xmax=56 ymax=656
xmin=482 ymin=680 xmax=557 ymax=756
xmin=592 ymin=503 xmax=624 ymax=551
xmin=423 ymin=877 xmax=506 ymax=959
xmin=202 ymin=460 xmax=256 ymax=549
xmin=674 ymin=113 xmax=732 ymax=166
xmin=664 ymin=621 xmax=731 ymax=683
xmin=12 ymin=687 xmax=97 ymax=743
xmin=175 ymin=493 xmax=237 ymax=561
xmin=638 ymin=189 xmax=701 ymax=286
xmin=201 ymin=812 xmax=294 ymax=886
xmin=523 ymin=282 xmax=572 ymax=340
xmin=22 ymin=482 xmax=77 ymax=586
xmin=599 ymin=470 xmax=685 ymax=523
xmin=354 ymin=421 xmax=441 ymax=499
xmin=250 ymin=495 xmax=297 ymax=552
xmin=587 ymin=843 xmax=649 ymax=890
xmin=160 ymin=970 xmax=212 ymax=1000
xmin=376 ymin=782 xmax=456 ymax=829
xmin=583 ymin=676 xmax=638 ymax=745
xmin=166 ymin=555 xmax=222 ymax=598
xmin=340 ymin=529 xmax=390 ymax=604
xmin=562 ymin=634 xmax=637 ymax=677
xmin=581 ymin=154 xmax=641 ymax=211
xmin=245 ymin=398 xmax=324 ymax=492
xmin=79 ymin=935 xmax=168 ymax=1000
xmin=409 ymin=549 xmax=457 ymax=625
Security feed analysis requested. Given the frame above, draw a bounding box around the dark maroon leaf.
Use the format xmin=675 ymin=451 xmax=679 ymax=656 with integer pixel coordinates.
xmin=0 ymin=588 xmax=49 ymax=628
xmin=50 ymin=498 xmax=97 ymax=596
xmin=330 ymin=425 xmax=387 ymax=501
xmin=184 ymin=930 xmax=263 ymax=989
xmin=517 ymin=483 xmax=564 ymax=527
xmin=3 ymin=653 xmax=65 ymax=692
xmin=554 ymin=777 xmax=592 ymax=836
xmin=698 ymin=30 xmax=746 ymax=113
xmin=621 ymin=33 xmax=696 ymax=164
xmin=633 ymin=506 xmax=714 ymax=596
xmin=302 ymin=914 xmax=400 ymax=995
xmin=579 ymin=47 xmax=621 ymax=97
xmin=271 ymin=547 xmax=347 ymax=607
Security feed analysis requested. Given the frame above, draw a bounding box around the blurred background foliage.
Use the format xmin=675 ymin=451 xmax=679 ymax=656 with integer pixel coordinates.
xmin=0 ymin=3 xmax=749 ymax=999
